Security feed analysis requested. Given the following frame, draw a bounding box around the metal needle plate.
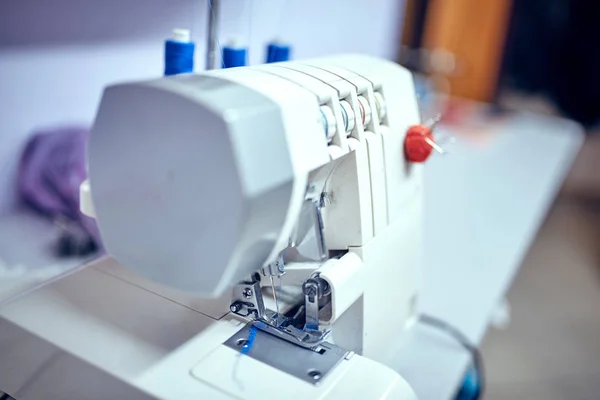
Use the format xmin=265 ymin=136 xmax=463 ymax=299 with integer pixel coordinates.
xmin=223 ymin=324 xmax=349 ymax=385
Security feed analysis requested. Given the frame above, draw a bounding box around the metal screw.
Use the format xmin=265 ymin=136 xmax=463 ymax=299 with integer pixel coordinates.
xmin=242 ymin=288 xmax=253 ymax=299
xmin=230 ymin=302 xmax=242 ymax=313
xmin=303 ymin=285 xmax=317 ymax=297
xmin=308 ymin=369 xmax=321 ymax=380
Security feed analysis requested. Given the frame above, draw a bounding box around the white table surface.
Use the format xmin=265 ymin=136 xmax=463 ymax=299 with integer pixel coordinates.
xmin=392 ymin=110 xmax=584 ymax=399
xmin=0 ymin=209 xmax=91 ymax=306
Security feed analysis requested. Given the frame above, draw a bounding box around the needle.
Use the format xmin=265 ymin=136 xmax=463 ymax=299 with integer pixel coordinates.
xmin=270 ymin=276 xmax=280 ymax=322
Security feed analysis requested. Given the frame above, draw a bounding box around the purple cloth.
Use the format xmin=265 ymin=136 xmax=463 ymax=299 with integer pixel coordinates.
xmin=17 ymin=126 xmax=102 ymax=250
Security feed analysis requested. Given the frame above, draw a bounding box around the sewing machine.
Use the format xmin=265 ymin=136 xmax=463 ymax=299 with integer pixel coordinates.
xmin=0 ymin=55 xmax=433 ymax=399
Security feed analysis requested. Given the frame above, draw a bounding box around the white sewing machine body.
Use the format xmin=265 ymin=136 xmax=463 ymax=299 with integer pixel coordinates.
xmin=0 ymin=55 xmax=423 ymax=399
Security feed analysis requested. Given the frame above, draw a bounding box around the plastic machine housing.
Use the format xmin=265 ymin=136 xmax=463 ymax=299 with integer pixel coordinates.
xmin=0 ymin=55 xmax=422 ymax=400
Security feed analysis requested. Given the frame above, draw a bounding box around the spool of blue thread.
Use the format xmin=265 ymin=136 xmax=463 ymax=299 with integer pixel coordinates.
xmin=265 ymin=41 xmax=291 ymax=63
xmin=164 ymin=28 xmax=195 ymax=76
xmin=222 ymin=39 xmax=247 ymax=69
xmin=456 ymin=365 xmax=481 ymax=400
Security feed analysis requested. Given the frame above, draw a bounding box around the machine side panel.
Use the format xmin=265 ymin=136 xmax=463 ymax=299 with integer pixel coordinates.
xmin=350 ymin=194 xmax=422 ymax=365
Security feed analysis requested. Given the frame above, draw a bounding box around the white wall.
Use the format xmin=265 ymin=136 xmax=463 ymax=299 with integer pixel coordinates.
xmin=0 ymin=0 xmax=404 ymax=213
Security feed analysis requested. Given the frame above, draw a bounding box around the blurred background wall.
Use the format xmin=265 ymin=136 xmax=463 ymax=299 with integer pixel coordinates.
xmin=401 ymin=0 xmax=600 ymax=126
xmin=400 ymin=0 xmax=600 ymax=198
xmin=0 ymin=0 xmax=405 ymax=214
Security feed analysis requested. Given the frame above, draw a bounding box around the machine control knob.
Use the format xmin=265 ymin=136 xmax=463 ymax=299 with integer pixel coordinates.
xmin=404 ymin=120 xmax=444 ymax=163
xmin=404 ymin=125 xmax=434 ymax=163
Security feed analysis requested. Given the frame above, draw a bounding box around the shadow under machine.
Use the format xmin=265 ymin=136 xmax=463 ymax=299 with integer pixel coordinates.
xmin=0 ymin=55 xmax=438 ymax=399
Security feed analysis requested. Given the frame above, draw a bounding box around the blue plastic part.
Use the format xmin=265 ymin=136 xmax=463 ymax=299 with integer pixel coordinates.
xmin=265 ymin=42 xmax=291 ymax=63
xmin=240 ymin=325 xmax=257 ymax=355
xmin=456 ymin=365 xmax=480 ymax=400
xmin=164 ymin=39 xmax=195 ymax=76
xmin=222 ymin=46 xmax=247 ymax=68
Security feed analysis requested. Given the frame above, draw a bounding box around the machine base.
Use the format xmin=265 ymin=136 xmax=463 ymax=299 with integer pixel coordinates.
xmin=0 ymin=257 xmax=416 ymax=399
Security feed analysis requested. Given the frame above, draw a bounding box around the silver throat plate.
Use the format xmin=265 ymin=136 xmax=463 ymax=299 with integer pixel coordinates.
xmin=223 ymin=323 xmax=350 ymax=385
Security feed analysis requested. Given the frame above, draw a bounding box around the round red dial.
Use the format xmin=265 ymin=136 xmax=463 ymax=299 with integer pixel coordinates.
xmin=404 ymin=124 xmax=435 ymax=163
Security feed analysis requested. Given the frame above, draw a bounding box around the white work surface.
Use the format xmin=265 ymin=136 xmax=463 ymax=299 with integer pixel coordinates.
xmin=391 ymin=110 xmax=584 ymax=399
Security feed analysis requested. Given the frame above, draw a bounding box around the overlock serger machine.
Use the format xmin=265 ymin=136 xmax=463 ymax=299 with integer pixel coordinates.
xmin=0 ymin=55 xmax=436 ymax=399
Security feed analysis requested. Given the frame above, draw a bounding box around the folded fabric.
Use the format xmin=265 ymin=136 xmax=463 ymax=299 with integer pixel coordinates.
xmin=17 ymin=126 xmax=102 ymax=256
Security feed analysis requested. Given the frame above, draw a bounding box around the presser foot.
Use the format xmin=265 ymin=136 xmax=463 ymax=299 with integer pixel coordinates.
xmin=230 ymin=278 xmax=331 ymax=351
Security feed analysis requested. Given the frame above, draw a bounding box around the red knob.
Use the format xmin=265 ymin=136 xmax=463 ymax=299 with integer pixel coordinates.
xmin=404 ymin=125 xmax=435 ymax=163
